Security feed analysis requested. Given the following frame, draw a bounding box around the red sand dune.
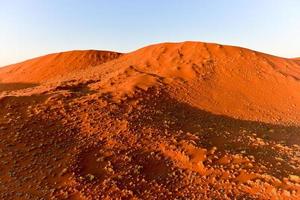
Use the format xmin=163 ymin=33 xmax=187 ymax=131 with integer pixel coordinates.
xmin=0 ymin=50 xmax=121 ymax=83
xmin=1 ymin=42 xmax=300 ymax=199
xmin=72 ymin=41 xmax=300 ymax=125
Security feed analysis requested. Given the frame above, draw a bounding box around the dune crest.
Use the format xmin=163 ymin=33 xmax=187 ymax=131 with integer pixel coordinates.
xmin=0 ymin=50 xmax=122 ymax=83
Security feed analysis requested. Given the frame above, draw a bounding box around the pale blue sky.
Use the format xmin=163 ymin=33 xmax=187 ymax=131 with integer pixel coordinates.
xmin=0 ymin=0 xmax=299 ymax=66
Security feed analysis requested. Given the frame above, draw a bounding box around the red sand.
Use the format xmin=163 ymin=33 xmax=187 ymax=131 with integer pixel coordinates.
xmin=72 ymin=41 xmax=300 ymax=125
xmin=0 ymin=50 xmax=121 ymax=83
xmin=0 ymin=42 xmax=299 ymax=199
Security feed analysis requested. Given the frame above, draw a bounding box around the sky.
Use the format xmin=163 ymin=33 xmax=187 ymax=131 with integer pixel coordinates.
xmin=0 ymin=0 xmax=300 ymax=66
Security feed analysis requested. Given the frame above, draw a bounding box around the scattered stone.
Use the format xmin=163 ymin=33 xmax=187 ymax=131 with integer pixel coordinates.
xmin=85 ymin=174 xmax=95 ymax=181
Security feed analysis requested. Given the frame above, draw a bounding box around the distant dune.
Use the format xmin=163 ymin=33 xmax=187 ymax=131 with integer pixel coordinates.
xmin=0 ymin=50 xmax=121 ymax=83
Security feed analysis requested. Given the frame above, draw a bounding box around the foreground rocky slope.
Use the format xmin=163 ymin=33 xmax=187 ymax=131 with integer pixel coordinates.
xmin=0 ymin=42 xmax=299 ymax=199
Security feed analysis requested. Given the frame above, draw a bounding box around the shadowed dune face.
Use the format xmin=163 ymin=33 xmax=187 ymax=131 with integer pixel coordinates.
xmin=0 ymin=50 xmax=122 ymax=83
xmin=0 ymin=82 xmax=39 ymax=92
xmin=133 ymin=90 xmax=300 ymax=178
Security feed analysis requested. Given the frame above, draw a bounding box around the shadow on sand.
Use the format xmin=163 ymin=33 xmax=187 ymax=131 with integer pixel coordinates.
xmin=129 ymin=89 xmax=300 ymax=179
xmin=0 ymin=82 xmax=39 ymax=92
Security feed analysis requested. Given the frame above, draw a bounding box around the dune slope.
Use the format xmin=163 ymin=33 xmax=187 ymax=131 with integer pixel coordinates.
xmin=72 ymin=41 xmax=300 ymax=124
xmin=0 ymin=50 xmax=121 ymax=83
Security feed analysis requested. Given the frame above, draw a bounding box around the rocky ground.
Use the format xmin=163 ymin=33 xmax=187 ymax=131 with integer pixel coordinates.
xmin=0 ymin=82 xmax=299 ymax=199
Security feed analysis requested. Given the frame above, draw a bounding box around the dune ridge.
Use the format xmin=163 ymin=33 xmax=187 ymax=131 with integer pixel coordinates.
xmin=0 ymin=50 xmax=122 ymax=83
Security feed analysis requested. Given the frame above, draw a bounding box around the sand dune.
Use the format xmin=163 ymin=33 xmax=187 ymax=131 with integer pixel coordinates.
xmin=69 ymin=41 xmax=300 ymax=124
xmin=0 ymin=50 xmax=121 ymax=83
xmin=0 ymin=42 xmax=300 ymax=199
